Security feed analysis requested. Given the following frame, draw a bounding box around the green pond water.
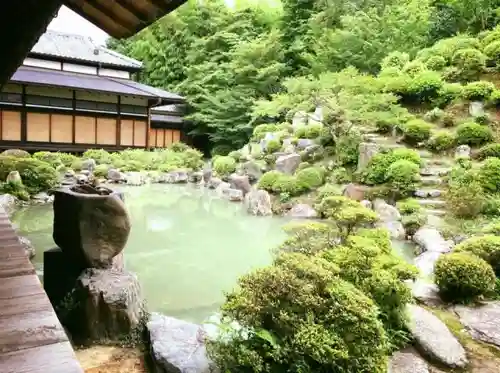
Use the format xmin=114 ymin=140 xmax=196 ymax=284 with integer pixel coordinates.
xmin=12 ymin=184 xmax=415 ymax=323
xmin=12 ymin=184 xmax=289 ymax=322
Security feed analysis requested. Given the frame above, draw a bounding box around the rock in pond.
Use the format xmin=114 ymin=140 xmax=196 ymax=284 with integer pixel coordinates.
xmin=207 ymin=177 xmax=222 ymax=190
xmin=81 ymin=158 xmax=96 ymax=172
xmin=19 ymin=236 xmax=35 ymax=259
xmin=126 ymin=172 xmax=146 ymax=186
xmin=189 ymin=171 xmax=204 ymax=184
xmin=147 ymin=313 xmax=217 ymax=373
xmin=373 ymin=199 xmax=405 ymax=240
xmin=69 ymin=268 xmax=144 ymax=343
xmin=413 ymin=227 xmax=452 ymax=276
xmin=287 ymin=203 xmax=317 ymax=218
xmin=406 ymin=304 xmax=467 ymax=369
xmin=226 ymin=188 xmax=244 ymax=202
xmin=245 ymin=190 xmax=272 ymax=216
xmin=107 ymin=168 xmax=125 ymax=183
xmin=389 ymin=348 xmax=429 ymax=373
xmin=32 ymin=192 xmax=53 ymax=203
xmin=0 ymin=193 xmax=17 ymax=216
xmin=454 ymin=302 xmax=500 ymax=348
xmin=229 ymin=174 xmax=251 ymax=195
xmin=241 ymin=161 xmax=262 ymax=182
xmin=203 ymin=168 xmax=212 ymax=183
xmin=215 ymin=182 xmax=231 ymax=198
xmin=275 ymin=153 xmax=301 ymax=174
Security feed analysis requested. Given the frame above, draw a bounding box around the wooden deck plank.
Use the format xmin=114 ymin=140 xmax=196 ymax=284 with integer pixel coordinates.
xmin=0 ymin=342 xmax=83 ymax=373
xmin=0 ymin=206 xmax=83 ymax=373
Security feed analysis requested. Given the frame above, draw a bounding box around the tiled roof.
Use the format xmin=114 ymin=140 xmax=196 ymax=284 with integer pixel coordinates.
xmin=11 ymin=66 xmax=184 ymax=102
xmin=30 ymin=30 xmax=142 ymax=70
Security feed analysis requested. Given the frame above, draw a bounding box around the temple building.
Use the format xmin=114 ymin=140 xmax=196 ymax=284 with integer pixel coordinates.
xmin=0 ymin=30 xmax=185 ymax=152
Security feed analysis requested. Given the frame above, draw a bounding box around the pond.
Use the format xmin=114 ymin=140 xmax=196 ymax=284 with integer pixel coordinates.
xmin=12 ymin=184 xmax=289 ymax=322
xmin=12 ymin=184 xmax=416 ymax=323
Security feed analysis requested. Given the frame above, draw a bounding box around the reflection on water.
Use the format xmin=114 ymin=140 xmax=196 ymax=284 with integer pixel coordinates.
xmin=13 ymin=184 xmax=289 ymax=322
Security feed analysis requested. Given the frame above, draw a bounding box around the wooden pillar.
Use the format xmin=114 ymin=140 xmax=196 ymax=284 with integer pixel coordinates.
xmin=146 ymin=105 xmax=151 ymax=150
xmin=116 ymin=96 xmax=121 ymax=148
xmin=72 ymin=90 xmax=76 ymax=144
xmin=20 ymin=85 xmax=27 ymax=142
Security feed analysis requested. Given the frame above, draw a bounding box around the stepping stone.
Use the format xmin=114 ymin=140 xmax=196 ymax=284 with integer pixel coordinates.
xmin=418 ymin=150 xmax=433 ymax=159
xmin=423 ymin=209 xmax=447 ymax=217
xmin=411 ymin=280 xmax=443 ymax=307
xmin=454 ymin=302 xmax=500 ymax=348
xmin=414 ymin=189 xmax=442 ymax=198
xmin=419 ymin=167 xmax=450 ymax=177
xmin=389 ymin=348 xmax=429 ymax=373
xmin=420 ymin=176 xmax=443 ymax=186
xmin=406 ymin=304 xmax=468 ymax=368
xmin=416 ymin=199 xmax=446 ymax=208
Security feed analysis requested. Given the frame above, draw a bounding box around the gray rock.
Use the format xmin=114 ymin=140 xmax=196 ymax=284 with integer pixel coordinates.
xmin=147 ymin=313 xmax=217 ymax=373
xmin=292 ymin=111 xmax=308 ymax=127
xmin=411 ymin=280 xmax=442 ymax=307
xmin=389 ymin=348 xmax=429 ymax=373
xmin=229 ymin=174 xmax=252 ymax=195
xmin=80 ymin=169 xmax=91 ymax=176
xmin=455 ymin=145 xmax=471 ymax=159
xmin=245 ymin=190 xmax=272 ymax=216
xmin=373 ymin=199 xmax=405 ymax=239
xmin=76 ymin=174 xmax=89 ymax=184
xmin=226 ymin=188 xmax=244 ymax=202
xmin=343 ymin=183 xmax=370 ymax=201
xmin=160 ymin=170 xmax=189 ymax=184
xmin=360 ymin=200 xmax=372 ymax=209
xmin=6 ymin=170 xmax=21 ymax=183
xmin=414 ymin=251 xmax=443 ymax=278
xmin=454 ymin=302 xmax=500 ymax=348
xmin=469 ymin=101 xmax=485 ymax=117
xmin=203 ymin=168 xmax=212 ymax=183
xmin=19 ymin=236 xmax=35 ymax=259
xmin=32 ymin=192 xmax=52 ymax=203
xmin=107 ymin=168 xmax=124 ymax=182
xmin=406 ymin=304 xmax=467 ymax=368
xmin=296 ymin=138 xmax=314 ymax=149
xmin=65 ymin=169 xmax=76 ymax=178
xmin=215 ymin=181 xmax=231 ymax=198
xmin=287 ymin=204 xmax=317 ymax=218
xmin=275 ymin=153 xmax=301 ymax=174
xmin=413 ymin=227 xmax=452 ymax=254
xmin=81 ymin=158 xmax=96 ymax=172
xmin=357 ymin=142 xmax=380 ymax=171
xmin=189 ymin=171 xmax=204 ymax=184
xmin=126 ymin=172 xmax=145 ymax=186
xmin=0 ymin=194 xmax=17 ymax=216
xmin=207 ymin=177 xmax=222 ymax=190
xmin=71 ymin=268 xmax=144 ymax=343
xmin=241 ymin=161 xmax=262 ymax=182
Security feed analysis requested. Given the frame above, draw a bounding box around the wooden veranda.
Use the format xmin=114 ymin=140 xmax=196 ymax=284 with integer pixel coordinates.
xmin=0 ymin=206 xmax=83 ymax=373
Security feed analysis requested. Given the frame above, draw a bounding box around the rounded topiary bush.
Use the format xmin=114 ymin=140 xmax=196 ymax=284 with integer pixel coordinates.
xmin=258 ymin=170 xmax=282 ymax=191
xmin=456 ymin=122 xmax=493 ymax=146
xmin=271 ymin=174 xmax=302 ymax=196
xmin=427 ymin=130 xmax=456 ymax=152
xmin=253 ymin=123 xmax=277 ymax=140
xmin=403 ymin=61 xmax=427 ymax=77
xmin=407 ymin=70 xmax=443 ymax=103
xmin=207 ymin=253 xmax=390 ymax=373
xmin=381 ymin=51 xmax=410 ymax=70
xmin=425 ymin=55 xmax=447 ymax=71
xmin=296 ymin=167 xmax=325 ymax=190
xmin=228 ymin=150 xmax=242 ymax=162
xmin=477 ymin=143 xmax=500 ymax=160
xmin=454 ymin=235 xmax=500 ymax=275
xmin=401 ymin=119 xmax=433 ymax=144
xmin=451 ymin=48 xmax=486 ymax=79
xmin=385 ymin=159 xmax=419 ymax=195
xmin=436 ymin=83 xmax=464 ymax=107
xmin=93 ymin=164 xmax=110 ymax=178
xmin=483 ymin=41 xmax=500 ymax=64
xmin=121 ymin=160 xmax=143 ymax=172
xmin=434 ymin=252 xmax=496 ymax=303
xmin=424 ymin=108 xmax=444 ymax=123
xmin=32 ymin=151 xmax=64 ymax=168
xmin=265 ymin=139 xmax=281 ymax=154
xmin=1 ymin=149 xmax=30 ymax=158
xmin=213 ymin=156 xmax=237 ymax=177
xmin=397 ymin=198 xmax=421 ymax=214
xmin=305 ymin=124 xmax=323 ymax=139
xmin=362 ymin=148 xmax=421 ymax=185
xmin=478 ymin=157 xmax=500 ymax=193
xmin=82 ymin=149 xmax=112 ymax=165
xmin=462 ymin=81 xmax=496 ymax=101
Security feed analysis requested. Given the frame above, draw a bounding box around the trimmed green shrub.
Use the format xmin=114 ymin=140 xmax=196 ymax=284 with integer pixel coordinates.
xmin=483 ymin=41 xmax=500 ymax=64
xmin=0 ymin=180 xmax=30 ymax=201
xmin=32 ymin=152 xmax=64 ymax=168
xmin=427 ymin=130 xmax=456 ymax=152
xmin=82 ymin=149 xmax=112 ymax=165
xmin=401 ymin=213 xmax=427 ymax=236
xmin=482 ymin=195 xmax=500 ymax=216
xmin=446 ymin=167 xmax=486 ymax=217
xmin=381 ymin=51 xmax=410 ymax=70
xmin=401 ymin=119 xmax=433 ymax=144
xmin=71 ymin=159 xmax=83 ymax=171
xmin=362 ymin=148 xmax=421 ymax=185
xmin=0 ymin=156 xmax=58 ymax=194
xmin=207 ymin=253 xmax=390 ymax=373
xmin=296 ymin=167 xmax=325 ymax=190
xmin=265 ymin=139 xmax=281 ymax=154
xmin=329 ymin=167 xmax=351 ymax=184
xmin=490 ymin=90 xmax=500 ymax=105
xmin=454 ymin=235 xmax=500 ymax=275
xmin=228 ymin=150 xmax=242 ymax=162
xmin=482 ymin=221 xmax=500 ymax=235
xmin=385 ymin=160 xmax=419 ymax=195
xmin=253 ymin=123 xmax=277 ymax=140
xmin=169 ymin=142 xmax=190 ymax=152
xmin=335 ymin=130 xmax=362 ymax=166
xmin=462 ymin=81 xmax=496 ymax=101
xmin=424 ymin=108 xmax=444 ymax=123
xmin=425 ymin=55 xmax=447 ymax=71
xmin=478 ymin=157 xmax=500 ymax=193
xmin=474 ymin=114 xmax=490 ymax=126
xmin=403 ymin=61 xmax=427 ymax=77
xmin=121 ymin=160 xmax=143 ymax=172
xmin=258 ymin=170 xmax=282 ymax=191
xmin=397 ymin=199 xmax=421 ymax=214
xmin=435 ymin=252 xmax=496 ymax=303
xmin=315 ymin=183 xmax=343 ymax=201
xmin=435 ymin=83 xmax=464 ymax=107
xmin=451 ymin=48 xmax=486 ymax=80
xmin=213 ymin=156 xmax=237 ymax=177
xmin=93 ymin=164 xmax=110 ymax=178
xmin=407 ymin=70 xmax=443 ymax=103
xmin=478 ymin=143 xmax=500 ymax=160
xmin=456 ymin=122 xmax=493 ymax=146
xmin=271 ymin=174 xmax=303 ymax=196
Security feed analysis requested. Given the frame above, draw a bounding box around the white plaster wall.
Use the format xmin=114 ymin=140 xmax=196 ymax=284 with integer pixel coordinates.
xmin=63 ymin=62 xmax=97 ymax=75
xmin=99 ymin=68 xmax=130 ymax=79
xmin=23 ymin=57 xmax=61 ymax=70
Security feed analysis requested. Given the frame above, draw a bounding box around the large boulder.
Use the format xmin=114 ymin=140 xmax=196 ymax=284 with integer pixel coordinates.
xmin=296 ymin=138 xmax=314 ymax=150
xmin=0 ymin=193 xmax=17 ymax=216
xmin=126 ymin=172 xmax=146 ymax=186
xmin=389 ymin=348 xmax=429 ymax=373
xmin=19 ymin=236 xmax=35 ymax=259
xmin=245 ymin=190 xmax=272 ymax=216
xmin=229 ymin=174 xmax=251 ymax=195
xmin=215 ymin=182 xmax=231 ymax=198
xmin=411 ymin=280 xmax=442 ymax=307
xmin=413 ymin=227 xmax=453 ymax=276
xmin=275 ymin=153 xmax=301 ymax=174
xmin=373 ymin=199 xmax=405 ymax=240
xmin=52 ymin=187 xmax=131 ymax=268
xmin=343 ymin=183 xmax=371 ymax=201
xmin=455 ymin=145 xmax=471 ymax=159
xmin=406 ymin=304 xmax=467 ymax=368
xmin=287 ymin=203 xmax=317 ymax=219
xmin=81 ymin=158 xmax=96 ymax=173
xmin=357 ymin=142 xmax=379 ymax=171
xmin=107 ymin=168 xmax=125 ymax=183
xmin=226 ymin=188 xmax=244 ymax=202
xmin=203 ymin=168 xmax=212 ymax=183
xmin=454 ymin=302 xmax=500 ymax=348
xmin=207 ymin=177 xmax=222 ymax=190
xmin=66 ymin=268 xmax=144 ymax=343
xmin=147 ymin=313 xmax=217 ymax=373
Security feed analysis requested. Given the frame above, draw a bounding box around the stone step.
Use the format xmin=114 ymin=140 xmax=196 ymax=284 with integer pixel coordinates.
xmin=424 ymin=208 xmax=447 ymax=217
xmin=414 ymin=188 xmax=443 ymax=198
xmin=419 ymin=167 xmax=451 ymax=177
xmin=424 ymin=158 xmax=454 ymax=167
xmin=418 ymin=150 xmax=433 ymax=159
xmin=417 ymin=199 xmax=447 ymax=208
xmin=419 ymin=176 xmax=443 ymax=186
